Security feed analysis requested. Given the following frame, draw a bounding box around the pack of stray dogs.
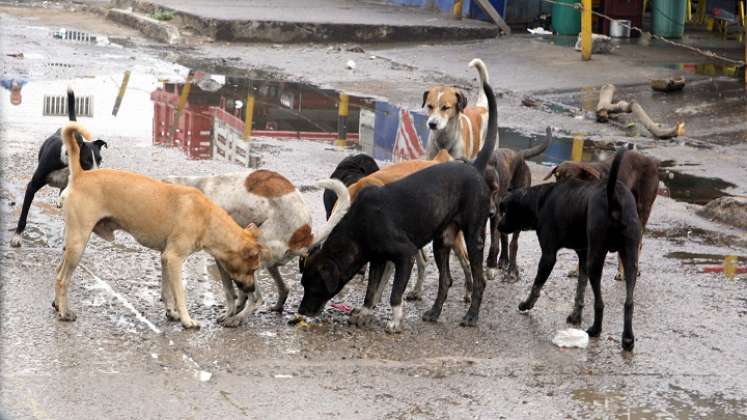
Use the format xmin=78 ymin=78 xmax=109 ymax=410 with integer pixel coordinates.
xmin=14 ymin=59 xmax=659 ymax=352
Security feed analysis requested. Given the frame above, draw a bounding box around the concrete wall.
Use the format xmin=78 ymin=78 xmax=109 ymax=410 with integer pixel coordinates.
xmin=385 ymin=0 xmax=456 ymax=13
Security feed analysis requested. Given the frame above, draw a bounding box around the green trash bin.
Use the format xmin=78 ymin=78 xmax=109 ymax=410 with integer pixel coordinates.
xmin=552 ymin=0 xmax=581 ymax=36
xmin=652 ymin=0 xmax=687 ymax=39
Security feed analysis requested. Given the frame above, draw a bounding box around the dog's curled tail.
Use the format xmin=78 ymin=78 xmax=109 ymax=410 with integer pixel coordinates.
xmin=607 ymin=149 xmax=626 ymax=219
xmin=520 ymin=127 xmax=552 ymax=160
xmin=469 ymin=58 xmax=490 ymax=109
xmin=67 ymin=88 xmax=77 ymax=122
xmin=311 ymin=178 xmax=351 ymax=247
xmin=472 ymin=78 xmax=497 ymax=174
xmin=62 ymin=122 xmax=93 ymax=181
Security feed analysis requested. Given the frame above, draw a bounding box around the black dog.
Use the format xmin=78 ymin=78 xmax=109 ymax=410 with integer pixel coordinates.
xmin=10 ymin=89 xmax=107 ymax=247
xmin=484 ymin=127 xmax=551 ymax=282
xmin=497 ymin=150 xmax=641 ymax=351
xmin=323 ymin=154 xmax=379 ymax=218
xmin=297 ymin=77 xmax=498 ymax=331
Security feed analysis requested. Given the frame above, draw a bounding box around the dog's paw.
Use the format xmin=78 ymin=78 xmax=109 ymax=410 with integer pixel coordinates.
xmin=503 ymin=268 xmax=520 ymax=283
xmin=462 ymin=292 xmax=472 ymax=304
xmin=349 ymin=308 xmax=374 ymax=328
xmin=9 ymin=233 xmax=22 ymax=248
xmin=57 ymin=310 xmax=77 ymax=322
xmin=269 ymin=302 xmax=285 ymax=313
xmin=518 ymin=300 xmax=533 ymax=312
xmin=566 ymin=310 xmax=583 ymax=325
xmin=459 ymin=313 xmax=478 ymax=327
xmin=497 ymin=259 xmax=509 ymax=270
xmin=220 ymin=315 xmax=243 ymax=328
xmin=421 ymin=308 xmax=441 ymax=323
xmin=165 ymin=309 xmax=180 ymax=322
xmin=586 ymin=326 xmax=602 ymax=338
xmin=622 ymin=335 xmax=635 ymax=351
xmin=385 ymin=320 xmax=403 ymax=334
xmin=614 ymin=271 xmax=624 ymax=281
xmin=567 ymin=268 xmax=579 ymax=278
xmin=181 ymin=318 xmax=201 ymax=330
xmin=486 ymin=267 xmax=498 ymax=281
xmin=51 ymin=300 xmax=59 ymax=312
xmin=404 ymin=290 xmax=422 ymax=301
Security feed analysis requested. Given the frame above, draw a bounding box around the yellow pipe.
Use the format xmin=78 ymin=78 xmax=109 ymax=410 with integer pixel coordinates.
xmin=581 ymin=0 xmax=592 ymax=61
xmin=686 ymin=0 xmax=692 ymax=22
xmin=453 ymin=0 xmax=464 ymax=18
xmin=169 ymin=70 xmax=194 ymax=143
xmin=243 ymin=95 xmax=255 ymax=140
xmin=724 ymin=255 xmax=737 ymax=279
xmin=111 ymin=70 xmax=131 ymax=116
xmin=336 ymin=93 xmax=350 ymax=148
xmin=571 ymin=136 xmax=584 ymax=161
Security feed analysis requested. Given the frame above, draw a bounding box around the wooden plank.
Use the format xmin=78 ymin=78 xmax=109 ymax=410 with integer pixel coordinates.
xmin=473 ymin=0 xmax=511 ymax=35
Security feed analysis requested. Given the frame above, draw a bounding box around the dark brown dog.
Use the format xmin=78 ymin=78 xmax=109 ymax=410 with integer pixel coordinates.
xmin=544 ymin=150 xmax=659 ymax=325
xmin=484 ymin=127 xmax=551 ymax=281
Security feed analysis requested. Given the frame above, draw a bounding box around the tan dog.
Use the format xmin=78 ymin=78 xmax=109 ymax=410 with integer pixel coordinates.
xmin=346 ymin=149 xmax=474 ymax=303
xmin=54 ymin=122 xmax=266 ymax=329
xmin=422 ymin=59 xmax=494 ymax=160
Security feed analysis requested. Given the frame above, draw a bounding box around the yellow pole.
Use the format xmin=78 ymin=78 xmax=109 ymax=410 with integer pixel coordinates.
xmin=697 ymin=0 xmax=707 ymax=24
xmin=111 ymin=70 xmax=131 ymax=116
xmin=686 ymin=0 xmax=692 ymax=22
xmin=581 ymin=0 xmax=592 ymax=61
xmin=453 ymin=0 xmax=464 ymax=18
xmin=571 ymin=135 xmax=584 ymax=161
xmin=724 ymin=255 xmax=737 ymax=279
xmin=169 ymin=70 xmax=194 ymax=144
xmin=243 ymin=94 xmax=255 ymax=140
xmin=336 ymin=93 xmax=350 ymax=148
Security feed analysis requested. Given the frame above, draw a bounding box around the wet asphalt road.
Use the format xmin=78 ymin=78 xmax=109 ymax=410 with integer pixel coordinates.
xmin=2 ymin=6 xmax=747 ymax=420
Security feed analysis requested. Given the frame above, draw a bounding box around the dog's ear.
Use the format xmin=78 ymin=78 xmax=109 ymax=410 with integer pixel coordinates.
xmin=543 ymin=166 xmax=558 ymax=180
xmin=579 ymin=166 xmax=602 ymax=181
xmin=421 ymin=91 xmax=429 ymax=108
xmin=94 ymin=139 xmax=108 ymax=149
xmin=455 ymin=91 xmax=467 ymax=113
xmin=244 ymin=223 xmax=262 ymax=237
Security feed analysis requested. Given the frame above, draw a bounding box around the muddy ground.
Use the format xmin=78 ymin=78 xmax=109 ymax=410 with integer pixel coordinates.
xmin=1 ymin=4 xmax=747 ymax=420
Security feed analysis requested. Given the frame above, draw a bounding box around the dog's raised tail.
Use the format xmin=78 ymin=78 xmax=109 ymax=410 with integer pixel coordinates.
xmin=472 ymin=78 xmax=497 ymax=174
xmin=607 ymin=149 xmax=626 ymax=219
xmin=311 ymin=178 xmax=350 ymax=247
xmin=469 ymin=58 xmax=490 ymax=109
xmin=62 ymin=122 xmax=93 ymax=180
xmin=520 ymin=127 xmax=552 ymax=160
xmin=67 ymin=88 xmax=77 ymax=122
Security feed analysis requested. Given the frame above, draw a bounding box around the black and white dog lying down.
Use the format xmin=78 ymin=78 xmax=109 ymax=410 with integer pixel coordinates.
xmin=10 ymin=89 xmax=108 ymax=247
xmin=297 ymin=74 xmax=498 ymax=332
xmin=497 ymin=149 xmax=642 ymax=351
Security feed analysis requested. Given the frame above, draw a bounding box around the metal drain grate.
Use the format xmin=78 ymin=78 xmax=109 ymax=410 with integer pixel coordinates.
xmin=52 ymin=29 xmax=97 ymax=43
xmin=43 ymin=95 xmax=94 ymax=117
xmin=46 ymin=62 xmax=76 ymax=68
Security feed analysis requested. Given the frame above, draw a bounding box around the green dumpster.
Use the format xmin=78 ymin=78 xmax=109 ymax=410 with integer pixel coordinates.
xmin=552 ymin=0 xmax=581 ymax=36
xmin=652 ymin=0 xmax=687 ymax=39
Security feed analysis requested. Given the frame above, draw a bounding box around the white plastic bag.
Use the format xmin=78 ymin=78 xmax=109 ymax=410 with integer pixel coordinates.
xmin=552 ymin=328 xmax=589 ymax=349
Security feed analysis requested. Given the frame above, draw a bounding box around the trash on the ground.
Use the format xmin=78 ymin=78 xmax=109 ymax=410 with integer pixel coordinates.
xmin=196 ymin=74 xmax=225 ymax=92
xmin=697 ymin=197 xmax=747 ymax=230
xmin=346 ymin=45 xmax=365 ymax=53
xmin=596 ymin=83 xmax=685 ymax=139
xmin=574 ymin=33 xmax=613 ymax=54
xmin=651 ymin=76 xmax=686 ymax=93
xmin=330 ymin=303 xmax=353 ymax=314
xmin=527 ymin=27 xmax=552 ymax=35
xmin=274 ymin=374 xmax=293 ymax=379
xmin=258 ymin=331 xmax=277 ymax=337
xmin=6 ymin=52 xmax=24 ymax=59
xmin=288 ymin=315 xmax=310 ymax=328
xmin=346 ymin=60 xmax=356 ymax=70
xmin=195 ymin=370 xmax=212 ymax=382
xmin=552 ymin=329 xmax=589 ymax=349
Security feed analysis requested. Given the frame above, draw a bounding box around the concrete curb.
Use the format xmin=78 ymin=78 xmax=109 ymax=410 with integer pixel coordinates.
xmin=106 ymin=7 xmax=181 ymax=45
xmin=109 ymin=0 xmax=499 ymax=43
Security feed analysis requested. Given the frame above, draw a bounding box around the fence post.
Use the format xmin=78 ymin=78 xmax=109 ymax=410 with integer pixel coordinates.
xmin=336 ymin=92 xmax=349 ymax=148
xmin=111 ymin=70 xmax=131 ymax=116
xmin=581 ymin=0 xmax=592 ymax=61
xmin=169 ymin=70 xmax=194 ymax=144
xmin=243 ymin=94 xmax=255 ymax=140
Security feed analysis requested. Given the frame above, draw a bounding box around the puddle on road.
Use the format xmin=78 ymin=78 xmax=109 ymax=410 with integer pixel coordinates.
xmin=659 ymin=167 xmax=736 ymax=205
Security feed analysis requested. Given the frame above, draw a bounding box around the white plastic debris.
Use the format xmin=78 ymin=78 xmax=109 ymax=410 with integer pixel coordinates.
xmin=274 ymin=374 xmax=293 ymax=379
xmin=527 ymin=27 xmax=552 ymax=35
xmin=346 ymin=60 xmax=356 ymax=70
xmin=574 ymin=33 xmax=613 ymax=54
xmin=552 ymin=328 xmax=589 ymax=349
xmin=195 ymin=370 xmax=212 ymax=382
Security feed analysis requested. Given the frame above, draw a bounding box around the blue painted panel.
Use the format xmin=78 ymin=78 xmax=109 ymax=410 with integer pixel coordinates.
xmin=373 ymin=101 xmax=429 ymax=162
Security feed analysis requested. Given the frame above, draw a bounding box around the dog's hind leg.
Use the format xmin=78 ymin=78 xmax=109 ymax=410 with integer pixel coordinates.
xmin=160 ymin=255 xmax=180 ymax=321
xmin=497 ymin=232 xmax=510 ymax=271
xmin=422 ymin=238 xmax=451 ymax=323
xmin=162 ymin=250 xmax=200 ymax=329
xmin=567 ymin=249 xmax=588 ymax=325
xmin=620 ymin=242 xmax=639 ymax=351
xmin=485 ymin=213 xmax=500 ymax=280
xmin=374 ymin=262 xmax=394 ymax=305
xmin=453 ymin=232 xmax=473 ymax=303
xmin=215 ymin=262 xmax=238 ymax=323
xmin=267 ymin=265 xmax=288 ymax=312
xmin=518 ymin=251 xmax=557 ymax=312
xmin=405 ymin=250 xmax=427 ymax=301
xmin=460 ymin=225 xmax=487 ymax=327
xmin=387 ymin=257 xmax=415 ymax=333
xmin=11 ymin=172 xmax=47 ymax=247
xmin=54 ymin=228 xmax=92 ymax=321
xmin=584 ymin=247 xmax=606 ymax=339
xmin=351 ymin=260 xmax=387 ymax=328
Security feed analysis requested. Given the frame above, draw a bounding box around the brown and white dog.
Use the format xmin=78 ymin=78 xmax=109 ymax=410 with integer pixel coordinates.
xmin=422 ymin=59 xmax=494 ymax=160
xmin=164 ymin=170 xmax=350 ymax=327
xmin=54 ymin=122 xmax=267 ymax=329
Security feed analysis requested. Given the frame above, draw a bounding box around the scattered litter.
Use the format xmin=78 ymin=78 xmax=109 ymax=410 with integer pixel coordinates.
xmin=288 ymin=316 xmax=310 ymax=328
xmin=346 ymin=60 xmax=356 ymax=70
xmin=258 ymin=331 xmax=277 ymax=337
xmin=274 ymin=374 xmax=293 ymax=379
xmin=330 ymin=303 xmax=352 ymax=314
xmin=574 ymin=33 xmax=613 ymax=54
xmin=369 ymin=55 xmax=377 ymax=60
xmin=346 ymin=45 xmax=365 ymax=53
xmin=150 ymin=353 xmax=159 ymax=359
xmin=195 ymin=370 xmax=212 ymax=382
xmin=527 ymin=27 xmax=552 ymax=35
xmin=6 ymin=52 xmax=24 ymax=59
xmin=552 ymin=329 xmax=589 ymax=349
